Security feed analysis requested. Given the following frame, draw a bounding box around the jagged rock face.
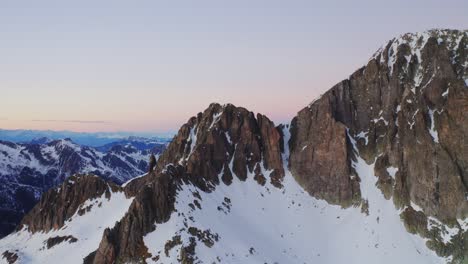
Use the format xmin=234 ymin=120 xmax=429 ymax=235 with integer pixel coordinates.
xmin=155 ymin=103 xmax=284 ymax=190
xmin=92 ymin=166 xmax=179 ymax=264
xmin=289 ymin=29 xmax=467 ymax=221
xmin=20 ymin=175 xmax=121 ymax=233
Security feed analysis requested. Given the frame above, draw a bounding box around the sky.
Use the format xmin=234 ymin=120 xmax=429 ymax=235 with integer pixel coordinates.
xmin=1 ymin=0 xmax=467 ymax=134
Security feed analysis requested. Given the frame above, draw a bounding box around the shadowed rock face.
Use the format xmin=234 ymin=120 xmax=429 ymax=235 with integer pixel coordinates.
xmin=289 ymin=92 xmax=361 ymax=207
xmin=129 ymin=103 xmax=285 ymax=192
xmin=289 ymin=29 xmax=467 ymax=221
xmin=92 ymin=166 xmax=179 ymax=264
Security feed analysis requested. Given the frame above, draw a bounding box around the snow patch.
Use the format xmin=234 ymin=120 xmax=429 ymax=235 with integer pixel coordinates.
xmin=209 ymin=112 xmax=223 ymax=130
xmin=224 ymin=132 xmax=232 ymax=145
xmin=442 ymin=88 xmax=449 ymax=97
xmin=373 ymin=116 xmax=389 ymax=126
xmin=386 ymin=167 xmax=398 ymax=179
xmin=410 ymin=201 xmax=424 ymax=213
xmin=122 ymin=173 xmax=147 ymax=187
xmin=409 ymin=109 xmax=420 ymax=129
xmin=428 ymin=109 xmax=439 ymax=143
xmin=356 ymin=131 xmax=369 ymax=145
xmin=427 ymin=217 xmax=461 ymax=244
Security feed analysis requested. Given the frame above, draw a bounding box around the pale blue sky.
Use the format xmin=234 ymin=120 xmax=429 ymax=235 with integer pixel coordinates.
xmin=1 ymin=0 xmax=467 ymax=133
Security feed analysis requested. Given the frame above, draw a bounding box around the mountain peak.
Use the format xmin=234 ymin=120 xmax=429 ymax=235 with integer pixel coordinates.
xmin=152 ymin=102 xmax=284 ymax=192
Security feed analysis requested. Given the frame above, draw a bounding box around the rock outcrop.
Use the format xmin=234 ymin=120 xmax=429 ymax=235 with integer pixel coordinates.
xmin=19 ymin=175 xmax=121 ymax=233
xmin=289 ymin=29 xmax=467 ymax=222
xmin=155 ymin=103 xmax=285 ymax=189
xmin=92 ymin=166 xmax=179 ymax=264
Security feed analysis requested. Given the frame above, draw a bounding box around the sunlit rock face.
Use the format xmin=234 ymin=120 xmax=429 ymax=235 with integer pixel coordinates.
xmin=290 ymin=29 xmax=467 ymax=222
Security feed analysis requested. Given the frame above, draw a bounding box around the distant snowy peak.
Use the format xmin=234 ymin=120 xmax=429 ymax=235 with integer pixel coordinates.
xmin=52 ymin=138 xmax=81 ymax=152
xmin=28 ymin=137 xmax=53 ymax=145
xmin=95 ymin=136 xmax=169 ymax=152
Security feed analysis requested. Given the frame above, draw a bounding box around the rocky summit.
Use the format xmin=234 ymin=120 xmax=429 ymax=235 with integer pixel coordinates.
xmin=0 ymin=29 xmax=466 ymax=264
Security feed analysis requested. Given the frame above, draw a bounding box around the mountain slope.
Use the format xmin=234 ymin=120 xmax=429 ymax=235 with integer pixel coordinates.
xmin=140 ymin=125 xmax=445 ymax=264
xmin=0 ymin=29 xmax=466 ymax=264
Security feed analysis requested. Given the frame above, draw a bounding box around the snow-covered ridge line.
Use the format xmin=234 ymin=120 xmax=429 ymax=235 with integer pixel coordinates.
xmin=122 ymin=173 xmax=148 ymax=187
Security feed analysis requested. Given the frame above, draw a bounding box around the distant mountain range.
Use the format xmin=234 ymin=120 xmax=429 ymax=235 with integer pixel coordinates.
xmin=95 ymin=136 xmax=168 ymax=152
xmin=0 ymin=129 xmax=173 ymax=147
xmin=0 ymin=136 xmax=170 ymax=238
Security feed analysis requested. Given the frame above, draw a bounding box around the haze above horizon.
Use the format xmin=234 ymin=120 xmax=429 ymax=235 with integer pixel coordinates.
xmin=1 ymin=0 xmax=467 ymax=133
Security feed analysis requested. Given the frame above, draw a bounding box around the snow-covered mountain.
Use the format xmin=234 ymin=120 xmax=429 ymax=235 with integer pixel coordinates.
xmin=0 ymin=29 xmax=466 ymax=264
xmin=0 ymin=138 xmax=167 ymax=238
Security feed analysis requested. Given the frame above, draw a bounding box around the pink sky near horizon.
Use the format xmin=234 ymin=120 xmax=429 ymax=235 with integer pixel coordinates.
xmin=1 ymin=1 xmax=466 ymax=134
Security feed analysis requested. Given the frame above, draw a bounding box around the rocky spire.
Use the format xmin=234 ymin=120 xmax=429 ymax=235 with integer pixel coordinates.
xmin=148 ymin=154 xmax=156 ymax=173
